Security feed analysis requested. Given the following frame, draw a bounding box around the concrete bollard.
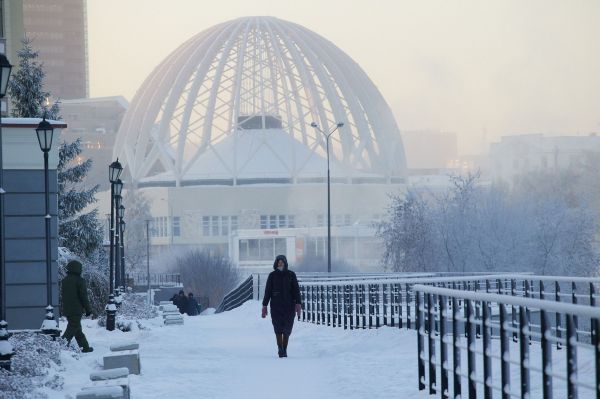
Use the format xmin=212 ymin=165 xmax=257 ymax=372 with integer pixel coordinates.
xmin=106 ymin=295 xmax=117 ymax=331
xmin=103 ymin=350 xmax=141 ymax=375
xmin=75 ymin=386 xmax=124 ymax=399
xmin=0 ymin=320 xmax=14 ymax=371
xmin=40 ymin=305 xmax=61 ymax=338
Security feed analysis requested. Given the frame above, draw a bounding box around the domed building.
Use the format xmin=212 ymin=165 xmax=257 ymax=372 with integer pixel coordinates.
xmin=114 ymin=16 xmax=406 ymax=272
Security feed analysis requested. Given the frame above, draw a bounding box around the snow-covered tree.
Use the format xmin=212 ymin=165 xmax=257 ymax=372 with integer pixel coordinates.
xmin=122 ymin=189 xmax=152 ymax=273
xmin=7 ymin=37 xmax=60 ymax=119
xmin=57 ymin=139 xmax=103 ymax=257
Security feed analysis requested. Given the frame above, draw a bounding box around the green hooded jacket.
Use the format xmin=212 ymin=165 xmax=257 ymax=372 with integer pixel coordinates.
xmin=61 ymin=260 xmax=92 ymax=317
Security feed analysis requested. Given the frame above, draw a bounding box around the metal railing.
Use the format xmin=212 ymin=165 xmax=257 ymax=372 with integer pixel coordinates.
xmin=297 ymin=275 xmax=600 ymax=337
xmin=216 ymin=275 xmax=254 ymax=313
xmin=126 ymin=272 xmax=181 ymax=288
xmin=413 ymin=284 xmax=600 ymax=399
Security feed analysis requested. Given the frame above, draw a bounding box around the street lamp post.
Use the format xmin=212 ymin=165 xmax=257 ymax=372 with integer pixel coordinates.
xmin=0 ymin=53 xmax=13 ymax=370
xmin=36 ymin=117 xmax=59 ymax=337
xmin=113 ymin=193 xmax=122 ymax=290
xmin=117 ymin=203 xmax=125 ymax=290
xmin=120 ymin=219 xmax=126 ymax=289
xmin=146 ymin=219 xmax=151 ymax=305
xmin=310 ymin=121 xmax=344 ymax=273
xmin=107 ymin=161 xmax=122 ymax=331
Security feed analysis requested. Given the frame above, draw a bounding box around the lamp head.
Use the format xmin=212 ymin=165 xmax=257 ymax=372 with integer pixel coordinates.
xmin=108 ymin=158 xmax=123 ymax=183
xmin=35 ymin=118 xmax=54 ymax=152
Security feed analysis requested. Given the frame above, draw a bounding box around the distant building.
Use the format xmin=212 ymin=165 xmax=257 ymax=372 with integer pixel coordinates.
xmin=60 ymin=96 xmax=128 ymax=190
xmin=0 ymin=0 xmax=24 ymax=116
xmin=22 ymin=0 xmax=88 ymax=99
xmin=489 ymin=133 xmax=600 ymax=183
xmin=402 ymin=130 xmax=458 ymax=170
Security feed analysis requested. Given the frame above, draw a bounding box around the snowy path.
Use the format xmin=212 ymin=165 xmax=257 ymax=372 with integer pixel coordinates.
xmin=54 ymin=301 xmax=423 ymax=399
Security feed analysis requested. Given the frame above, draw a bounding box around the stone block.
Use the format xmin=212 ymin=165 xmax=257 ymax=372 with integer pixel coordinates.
xmin=109 ymin=342 xmax=139 ymax=352
xmin=84 ymin=378 xmax=130 ymax=399
xmin=90 ymin=367 xmax=129 ymax=381
xmin=75 ymin=386 xmax=124 ymax=399
xmin=103 ymin=350 xmax=141 ymax=375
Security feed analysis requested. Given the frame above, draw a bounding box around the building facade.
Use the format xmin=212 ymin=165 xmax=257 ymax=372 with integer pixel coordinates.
xmin=22 ymin=0 xmax=88 ymax=99
xmin=60 ymin=96 xmax=128 ymax=190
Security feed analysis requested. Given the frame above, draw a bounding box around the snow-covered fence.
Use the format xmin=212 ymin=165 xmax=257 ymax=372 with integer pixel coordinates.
xmin=216 ymin=275 xmax=253 ymax=313
xmin=298 ymin=274 xmax=600 ymax=337
xmin=126 ymin=272 xmax=181 ymax=290
xmin=413 ymin=284 xmax=600 ymax=399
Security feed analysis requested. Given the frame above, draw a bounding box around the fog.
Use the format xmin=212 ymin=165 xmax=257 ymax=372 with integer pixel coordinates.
xmin=88 ymin=0 xmax=600 ymax=155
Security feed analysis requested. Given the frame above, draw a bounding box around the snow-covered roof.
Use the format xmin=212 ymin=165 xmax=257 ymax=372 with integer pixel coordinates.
xmin=1 ymin=117 xmax=67 ymax=128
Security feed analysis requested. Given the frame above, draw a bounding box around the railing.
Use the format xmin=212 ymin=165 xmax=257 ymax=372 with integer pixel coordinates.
xmin=215 ymin=275 xmax=254 ymax=313
xmin=297 ymin=275 xmax=600 ymax=337
xmin=126 ymin=272 xmax=181 ymax=288
xmin=413 ymin=284 xmax=600 ymax=399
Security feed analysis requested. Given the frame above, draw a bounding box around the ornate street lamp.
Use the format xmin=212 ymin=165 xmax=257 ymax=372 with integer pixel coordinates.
xmin=0 ymin=53 xmax=12 ymax=363
xmin=310 ymin=121 xmax=344 ymax=273
xmin=107 ymin=160 xmax=122 ymax=331
xmin=113 ymin=194 xmax=122 ymax=289
xmin=36 ymin=117 xmax=59 ymax=336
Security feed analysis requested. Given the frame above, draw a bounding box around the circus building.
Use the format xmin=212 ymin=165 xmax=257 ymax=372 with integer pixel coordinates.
xmin=113 ymin=16 xmax=407 ymax=272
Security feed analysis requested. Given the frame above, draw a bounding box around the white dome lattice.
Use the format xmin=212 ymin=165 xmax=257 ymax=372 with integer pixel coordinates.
xmin=115 ymin=16 xmax=406 ymax=186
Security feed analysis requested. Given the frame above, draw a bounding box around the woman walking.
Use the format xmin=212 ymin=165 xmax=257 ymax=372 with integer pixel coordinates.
xmin=261 ymin=255 xmax=302 ymax=358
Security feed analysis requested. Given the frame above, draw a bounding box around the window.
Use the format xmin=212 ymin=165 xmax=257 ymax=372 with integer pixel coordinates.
xmin=202 ymin=215 xmax=238 ymax=236
xmin=211 ymin=216 xmax=219 ymax=236
xmin=260 ymin=214 xmax=296 ymax=229
xmin=317 ymin=214 xmax=324 ymax=227
xmin=221 ymin=216 xmax=229 ymax=236
xmin=239 ymin=238 xmax=288 ymax=261
xmin=202 ymin=217 xmax=210 ymax=236
xmin=172 ymin=217 xmax=181 ymax=237
xmin=260 ymin=215 xmax=268 ymax=229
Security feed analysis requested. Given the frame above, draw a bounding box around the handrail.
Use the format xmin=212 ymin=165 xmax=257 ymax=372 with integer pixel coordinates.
xmin=413 ymin=284 xmax=600 ymax=398
xmin=215 ymin=275 xmax=253 ymax=313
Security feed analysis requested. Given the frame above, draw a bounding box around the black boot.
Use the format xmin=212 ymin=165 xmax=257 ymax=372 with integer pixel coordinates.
xmin=282 ymin=347 xmax=287 ymax=357
xmin=282 ymin=335 xmax=289 ymax=357
xmin=278 ymin=346 xmax=284 ymax=358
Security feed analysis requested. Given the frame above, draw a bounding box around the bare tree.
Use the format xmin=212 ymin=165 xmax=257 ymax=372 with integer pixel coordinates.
xmin=170 ymin=250 xmax=240 ymax=308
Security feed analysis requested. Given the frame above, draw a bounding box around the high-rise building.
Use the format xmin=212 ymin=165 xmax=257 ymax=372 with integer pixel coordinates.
xmin=22 ymin=0 xmax=88 ymax=100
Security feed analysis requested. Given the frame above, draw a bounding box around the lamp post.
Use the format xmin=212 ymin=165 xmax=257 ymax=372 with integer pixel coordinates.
xmin=0 ymin=53 xmax=12 ymax=370
xmin=120 ymin=218 xmax=126 ymax=289
xmin=146 ymin=219 xmax=152 ymax=305
xmin=36 ymin=117 xmax=59 ymax=336
xmin=310 ymin=121 xmax=344 ymax=273
xmin=113 ymin=193 xmax=122 ymax=290
xmin=108 ymin=162 xmax=122 ymax=295
xmin=107 ymin=161 xmax=122 ymax=331
xmin=117 ymin=203 xmax=125 ymax=290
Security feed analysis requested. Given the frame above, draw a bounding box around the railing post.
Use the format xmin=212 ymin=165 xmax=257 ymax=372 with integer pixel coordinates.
xmin=428 ymin=293 xmax=436 ymax=394
xmin=519 ymin=306 xmax=530 ymax=399
xmin=499 ymin=304 xmax=510 ymax=399
xmin=406 ymin=283 xmax=412 ymax=330
xmin=466 ymin=299 xmax=477 ymax=399
xmin=511 ymin=279 xmax=518 ymax=342
xmin=332 ymin=285 xmax=337 ymax=328
xmin=571 ymin=282 xmax=579 ymax=340
xmin=590 ymin=283 xmax=600 ymax=399
xmin=368 ymin=284 xmax=373 ymax=329
xmin=362 ymin=284 xmax=367 ymax=329
xmin=452 ymin=295 xmax=462 ymax=399
xmin=439 ymin=293 xmax=448 ymax=399
xmin=301 ymin=285 xmax=306 ymax=322
xmin=376 ymin=284 xmax=381 ymax=329
xmin=390 ymin=283 xmax=395 ymax=328
xmin=417 ymin=290 xmax=426 ymax=391
xmin=337 ymin=285 xmax=342 ymax=327
xmin=383 ymin=284 xmax=388 ymax=326
xmin=540 ymin=308 xmax=553 ymax=399
xmin=482 ymin=300 xmax=492 ymax=399
xmin=566 ymin=314 xmax=578 ymax=399
xmin=355 ymin=284 xmax=360 ymax=328
xmin=556 ymin=281 xmax=562 ymax=350
xmin=475 ymin=281 xmax=481 ymax=339
xmin=327 ymin=285 xmax=331 ymax=327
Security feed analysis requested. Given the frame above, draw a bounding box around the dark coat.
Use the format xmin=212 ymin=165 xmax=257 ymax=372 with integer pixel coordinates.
xmin=61 ymin=260 xmax=92 ymax=317
xmin=176 ymin=295 xmax=188 ymax=314
xmin=262 ymin=255 xmax=301 ymax=335
xmin=186 ymin=297 xmax=200 ymax=316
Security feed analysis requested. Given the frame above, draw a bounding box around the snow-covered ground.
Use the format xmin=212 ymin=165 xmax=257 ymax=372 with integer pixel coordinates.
xmin=52 ymin=301 xmax=423 ymax=399
xmin=41 ymin=300 xmax=598 ymax=398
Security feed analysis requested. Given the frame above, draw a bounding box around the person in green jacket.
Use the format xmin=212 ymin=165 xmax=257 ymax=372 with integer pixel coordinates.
xmin=61 ymin=260 xmax=93 ymax=352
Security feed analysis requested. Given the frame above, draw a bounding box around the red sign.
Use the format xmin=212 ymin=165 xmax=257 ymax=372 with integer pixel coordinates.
xmin=263 ymin=230 xmax=279 ymax=235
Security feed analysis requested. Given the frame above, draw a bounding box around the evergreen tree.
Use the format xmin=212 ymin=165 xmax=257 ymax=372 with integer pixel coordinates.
xmin=58 ymin=139 xmax=103 ymax=257
xmin=7 ymin=37 xmax=60 ymax=119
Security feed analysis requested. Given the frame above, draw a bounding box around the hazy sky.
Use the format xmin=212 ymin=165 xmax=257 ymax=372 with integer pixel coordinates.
xmin=87 ymin=0 xmax=600 ymax=154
